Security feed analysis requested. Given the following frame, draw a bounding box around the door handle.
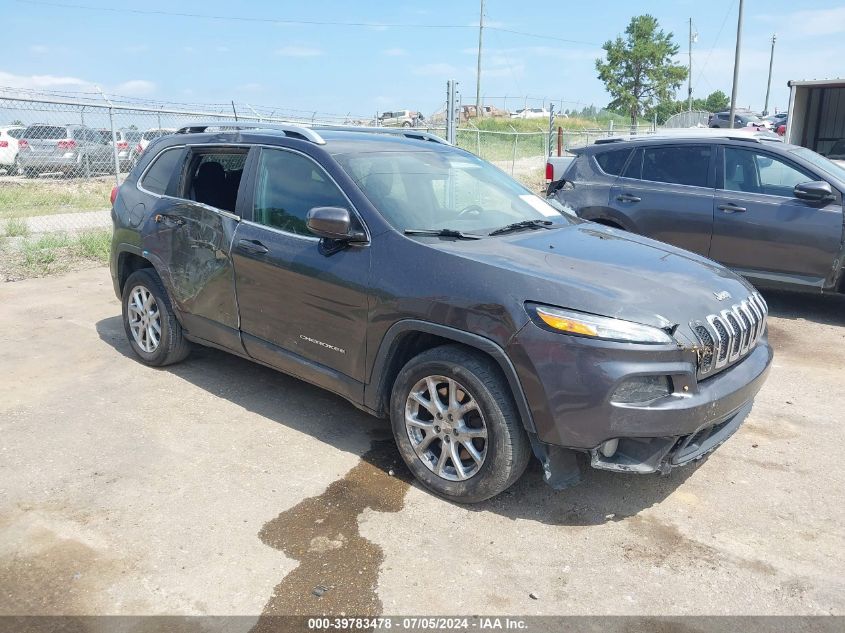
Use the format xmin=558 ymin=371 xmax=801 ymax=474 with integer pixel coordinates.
xmin=615 ymin=194 xmax=641 ymax=203
xmin=237 ymin=239 xmax=269 ymax=255
xmin=718 ymin=203 xmax=747 ymax=214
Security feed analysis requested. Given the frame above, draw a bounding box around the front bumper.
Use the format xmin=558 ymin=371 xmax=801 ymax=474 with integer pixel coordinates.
xmin=507 ymin=321 xmax=772 ymax=465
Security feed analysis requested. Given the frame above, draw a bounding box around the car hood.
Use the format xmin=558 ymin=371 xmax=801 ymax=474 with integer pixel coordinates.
xmin=433 ymin=223 xmax=757 ymax=334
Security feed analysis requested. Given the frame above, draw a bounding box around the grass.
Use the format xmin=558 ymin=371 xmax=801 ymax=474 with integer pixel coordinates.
xmin=1 ymin=228 xmax=111 ymax=280
xmin=0 ymin=178 xmax=114 ymax=219
xmin=4 ymin=217 xmax=29 ymax=238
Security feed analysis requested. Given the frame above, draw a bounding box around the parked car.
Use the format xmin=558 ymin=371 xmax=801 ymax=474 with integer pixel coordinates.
xmin=763 ymin=112 xmax=787 ymax=128
xmin=137 ymin=127 xmax=177 ymax=157
xmin=549 ymin=131 xmax=845 ymax=295
xmin=378 ymin=110 xmax=423 ymax=127
xmin=511 ymin=107 xmax=550 ymax=120
xmin=709 ymin=111 xmax=770 ymax=130
xmin=17 ymin=123 xmax=114 ymax=177
xmin=0 ymin=125 xmax=25 ymax=175
xmin=110 ymin=122 xmax=771 ymax=502
xmin=113 ymin=128 xmax=143 ymax=170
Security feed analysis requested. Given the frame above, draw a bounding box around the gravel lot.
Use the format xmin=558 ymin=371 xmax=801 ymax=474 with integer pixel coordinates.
xmin=1 ymin=267 xmax=843 ymax=621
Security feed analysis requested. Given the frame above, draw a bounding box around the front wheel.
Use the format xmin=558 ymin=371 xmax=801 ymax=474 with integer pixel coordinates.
xmin=122 ymin=269 xmax=190 ymax=366
xmin=390 ymin=345 xmax=531 ymax=503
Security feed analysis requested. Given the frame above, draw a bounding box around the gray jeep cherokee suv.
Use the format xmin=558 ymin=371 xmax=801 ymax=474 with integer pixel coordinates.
xmin=109 ymin=122 xmax=772 ymax=502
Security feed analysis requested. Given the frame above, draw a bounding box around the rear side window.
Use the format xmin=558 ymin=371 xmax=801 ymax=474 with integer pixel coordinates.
xmin=140 ymin=147 xmax=184 ymax=196
xmin=8 ymin=128 xmax=24 ymax=139
xmin=23 ymin=125 xmax=66 ymax=140
xmin=183 ymin=150 xmax=248 ymax=213
xmin=641 ymin=145 xmax=712 ymax=188
xmin=594 ymin=149 xmax=631 ymax=176
xmin=253 ymin=148 xmax=347 ymax=236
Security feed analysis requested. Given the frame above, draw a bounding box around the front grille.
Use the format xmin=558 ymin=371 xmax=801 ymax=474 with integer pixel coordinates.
xmin=692 ymin=292 xmax=768 ymax=378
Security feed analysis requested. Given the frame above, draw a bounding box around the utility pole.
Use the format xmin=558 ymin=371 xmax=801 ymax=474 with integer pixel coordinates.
xmin=763 ymin=33 xmax=777 ymax=116
xmin=475 ymin=0 xmax=484 ymax=119
xmin=688 ymin=18 xmax=693 ymax=111
xmin=728 ymin=0 xmax=744 ymax=129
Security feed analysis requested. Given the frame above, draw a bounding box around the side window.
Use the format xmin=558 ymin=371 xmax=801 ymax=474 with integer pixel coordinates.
xmin=642 ymin=145 xmax=712 ymax=187
xmin=72 ymin=128 xmax=86 ymax=141
xmin=621 ymin=148 xmax=643 ymax=180
xmin=8 ymin=128 xmax=24 ymax=139
xmin=140 ymin=148 xmax=184 ymax=196
xmin=253 ymin=149 xmax=348 ymax=236
xmin=183 ymin=150 xmax=248 ymax=213
xmin=723 ymin=147 xmax=812 ymax=196
xmin=594 ymin=149 xmax=631 ymax=176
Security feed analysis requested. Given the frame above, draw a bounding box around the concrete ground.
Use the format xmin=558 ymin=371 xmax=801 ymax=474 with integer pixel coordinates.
xmin=1 ymin=267 xmax=843 ymax=620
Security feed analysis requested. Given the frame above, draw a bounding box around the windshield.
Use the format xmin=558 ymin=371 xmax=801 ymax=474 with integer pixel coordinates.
xmin=790 ymin=147 xmax=845 ymax=182
xmin=334 ymin=150 xmax=575 ymax=234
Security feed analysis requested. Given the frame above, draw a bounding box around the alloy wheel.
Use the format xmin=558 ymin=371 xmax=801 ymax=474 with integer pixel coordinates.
xmin=404 ymin=375 xmax=488 ymax=481
xmin=126 ymin=285 xmax=162 ymax=353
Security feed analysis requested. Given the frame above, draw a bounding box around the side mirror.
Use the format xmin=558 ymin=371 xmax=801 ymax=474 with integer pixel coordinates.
xmin=306 ymin=206 xmax=366 ymax=241
xmin=793 ymin=180 xmax=834 ymax=202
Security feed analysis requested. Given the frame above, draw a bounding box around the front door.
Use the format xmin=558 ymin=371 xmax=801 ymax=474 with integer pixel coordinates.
xmin=232 ymin=146 xmax=371 ymax=398
xmin=609 ymin=143 xmax=716 ymax=256
xmin=710 ymin=145 xmax=843 ymax=288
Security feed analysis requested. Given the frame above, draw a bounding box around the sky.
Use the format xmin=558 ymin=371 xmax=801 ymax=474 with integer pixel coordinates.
xmin=3 ymin=0 xmax=845 ymax=119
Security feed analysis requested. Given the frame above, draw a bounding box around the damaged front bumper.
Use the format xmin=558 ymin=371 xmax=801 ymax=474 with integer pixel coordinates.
xmin=510 ymin=321 xmax=772 ymax=489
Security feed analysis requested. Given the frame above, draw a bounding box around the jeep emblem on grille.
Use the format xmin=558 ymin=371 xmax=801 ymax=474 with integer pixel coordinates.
xmin=714 ymin=290 xmax=732 ymax=301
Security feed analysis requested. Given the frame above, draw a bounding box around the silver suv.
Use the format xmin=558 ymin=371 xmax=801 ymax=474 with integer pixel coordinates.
xmin=18 ymin=123 xmax=114 ymax=177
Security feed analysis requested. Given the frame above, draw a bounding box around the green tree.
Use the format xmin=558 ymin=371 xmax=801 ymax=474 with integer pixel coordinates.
xmin=703 ymin=90 xmax=729 ymax=113
xmin=596 ymin=15 xmax=688 ymax=127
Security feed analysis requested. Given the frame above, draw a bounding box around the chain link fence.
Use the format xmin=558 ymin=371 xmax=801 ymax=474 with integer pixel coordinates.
xmin=664 ymin=110 xmax=712 ymax=128
xmin=1 ymin=90 xmax=655 ymax=241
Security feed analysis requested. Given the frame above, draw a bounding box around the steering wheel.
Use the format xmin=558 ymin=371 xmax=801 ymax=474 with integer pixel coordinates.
xmin=457 ymin=204 xmax=483 ymax=219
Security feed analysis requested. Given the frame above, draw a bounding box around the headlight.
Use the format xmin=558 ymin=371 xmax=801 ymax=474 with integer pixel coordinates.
xmin=532 ymin=305 xmax=674 ymax=344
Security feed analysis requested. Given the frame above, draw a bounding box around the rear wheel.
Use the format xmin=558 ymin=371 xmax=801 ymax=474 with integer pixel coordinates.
xmin=390 ymin=345 xmax=531 ymax=503
xmin=22 ymin=167 xmax=37 ymax=178
xmin=121 ymin=269 xmax=190 ymax=366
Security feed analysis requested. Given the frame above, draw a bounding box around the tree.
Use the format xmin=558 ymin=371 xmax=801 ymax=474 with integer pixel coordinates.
xmin=596 ymin=15 xmax=688 ymax=127
xmin=703 ymin=90 xmax=729 ymax=113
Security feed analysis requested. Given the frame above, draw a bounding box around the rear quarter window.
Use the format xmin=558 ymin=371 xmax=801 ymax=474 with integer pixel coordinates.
xmin=594 ymin=149 xmax=631 ymax=176
xmin=23 ymin=125 xmax=67 ymax=140
xmin=140 ymin=147 xmax=184 ymax=195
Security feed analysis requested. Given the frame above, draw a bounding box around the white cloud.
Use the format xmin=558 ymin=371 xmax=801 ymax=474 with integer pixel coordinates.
xmin=0 ymin=71 xmax=89 ymax=90
xmin=383 ymin=48 xmax=408 ymax=57
xmin=275 ymin=45 xmax=323 ymax=57
xmin=114 ymin=80 xmax=156 ymax=95
xmin=413 ymin=62 xmax=460 ymax=77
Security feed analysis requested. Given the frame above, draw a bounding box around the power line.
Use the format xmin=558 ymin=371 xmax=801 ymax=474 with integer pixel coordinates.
xmin=692 ymin=0 xmax=735 ymax=94
xmin=16 ymin=0 xmax=600 ymax=46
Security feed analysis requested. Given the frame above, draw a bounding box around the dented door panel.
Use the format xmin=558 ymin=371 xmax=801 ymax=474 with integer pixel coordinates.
xmin=140 ymin=198 xmax=240 ymax=346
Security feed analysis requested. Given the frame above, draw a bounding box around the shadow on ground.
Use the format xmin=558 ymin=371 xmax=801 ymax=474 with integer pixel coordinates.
xmin=761 ymin=288 xmax=845 ymax=327
xmin=96 ymin=315 xmax=697 ymax=528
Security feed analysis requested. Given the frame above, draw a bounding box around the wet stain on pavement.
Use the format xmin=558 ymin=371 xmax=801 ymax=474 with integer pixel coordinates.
xmin=253 ymin=437 xmax=411 ymax=624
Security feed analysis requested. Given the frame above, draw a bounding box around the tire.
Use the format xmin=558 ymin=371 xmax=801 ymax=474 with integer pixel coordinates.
xmin=390 ymin=345 xmax=531 ymax=503
xmin=121 ymin=269 xmax=191 ymax=367
xmin=402 ymin=121 xmax=411 ymax=128
xmin=22 ymin=167 xmax=37 ymax=178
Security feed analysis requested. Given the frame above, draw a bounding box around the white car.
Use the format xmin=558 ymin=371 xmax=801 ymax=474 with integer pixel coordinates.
xmin=0 ymin=125 xmax=26 ymax=175
xmin=510 ymin=108 xmax=550 ymax=120
xmin=137 ymin=127 xmax=177 ymax=156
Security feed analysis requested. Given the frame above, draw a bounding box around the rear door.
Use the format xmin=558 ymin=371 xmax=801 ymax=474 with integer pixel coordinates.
xmin=609 ymin=143 xmax=716 ymax=256
xmin=139 ymin=145 xmax=250 ymax=350
xmin=231 ymin=146 xmax=371 ymax=397
xmin=710 ymin=145 xmax=843 ymax=287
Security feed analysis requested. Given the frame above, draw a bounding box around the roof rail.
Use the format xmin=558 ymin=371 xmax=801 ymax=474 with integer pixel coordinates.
xmin=313 ymin=125 xmax=450 ymax=145
xmin=174 ymin=121 xmax=326 ymax=145
xmin=591 ymin=128 xmax=782 ymax=145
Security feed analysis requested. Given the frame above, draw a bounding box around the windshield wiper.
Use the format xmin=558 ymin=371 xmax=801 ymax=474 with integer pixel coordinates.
xmin=404 ymin=228 xmax=484 ymax=240
xmin=488 ymin=219 xmax=554 ymax=236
